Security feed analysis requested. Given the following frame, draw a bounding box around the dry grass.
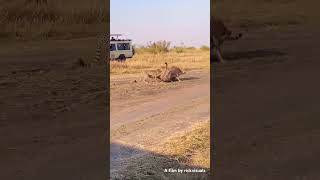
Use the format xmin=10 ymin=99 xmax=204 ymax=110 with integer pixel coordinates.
xmin=200 ymin=45 xmax=209 ymax=51
xmin=114 ymin=121 xmax=210 ymax=180
xmin=110 ymin=48 xmax=210 ymax=75
xmin=141 ymin=40 xmax=171 ymax=54
xmin=0 ymin=0 xmax=107 ymax=40
xmin=160 ymin=120 xmax=210 ymax=169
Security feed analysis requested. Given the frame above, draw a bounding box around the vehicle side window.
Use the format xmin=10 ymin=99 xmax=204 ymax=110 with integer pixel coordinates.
xmin=110 ymin=44 xmax=116 ymax=51
xmin=117 ymin=43 xmax=130 ymax=50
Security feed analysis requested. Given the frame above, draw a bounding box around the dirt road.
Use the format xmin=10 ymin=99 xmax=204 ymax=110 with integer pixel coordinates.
xmin=0 ymin=38 xmax=108 ymax=180
xmin=3 ymin=25 xmax=319 ymax=180
xmin=110 ymin=70 xmax=210 ymax=178
xmin=213 ymin=27 xmax=320 ymax=179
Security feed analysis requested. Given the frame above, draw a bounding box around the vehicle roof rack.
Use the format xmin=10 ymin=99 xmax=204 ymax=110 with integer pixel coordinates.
xmin=110 ymin=34 xmax=122 ymax=38
xmin=110 ymin=34 xmax=132 ymax=41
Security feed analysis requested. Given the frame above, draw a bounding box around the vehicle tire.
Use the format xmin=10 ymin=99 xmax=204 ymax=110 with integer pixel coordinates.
xmin=119 ymin=54 xmax=126 ymax=62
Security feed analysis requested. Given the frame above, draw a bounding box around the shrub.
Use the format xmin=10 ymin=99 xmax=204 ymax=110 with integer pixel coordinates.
xmin=200 ymin=45 xmax=210 ymax=51
xmin=172 ymin=46 xmax=185 ymax=53
xmin=145 ymin=40 xmax=171 ymax=54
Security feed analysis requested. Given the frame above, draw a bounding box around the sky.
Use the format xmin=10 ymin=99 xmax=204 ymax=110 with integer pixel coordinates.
xmin=110 ymin=0 xmax=210 ymax=48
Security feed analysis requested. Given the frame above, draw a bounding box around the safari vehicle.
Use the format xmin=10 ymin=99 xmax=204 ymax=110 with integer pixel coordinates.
xmin=110 ymin=34 xmax=135 ymax=61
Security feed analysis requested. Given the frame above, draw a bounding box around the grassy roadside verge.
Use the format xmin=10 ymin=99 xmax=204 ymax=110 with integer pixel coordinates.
xmin=110 ymin=48 xmax=210 ymax=75
xmin=0 ymin=0 xmax=107 ymax=41
xmin=114 ymin=120 xmax=210 ymax=180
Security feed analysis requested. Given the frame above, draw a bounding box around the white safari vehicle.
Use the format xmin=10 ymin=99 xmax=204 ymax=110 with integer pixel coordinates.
xmin=110 ymin=34 xmax=135 ymax=61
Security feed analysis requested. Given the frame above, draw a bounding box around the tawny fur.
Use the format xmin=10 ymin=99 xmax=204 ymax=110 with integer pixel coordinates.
xmin=211 ymin=18 xmax=243 ymax=63
xmin=142 ymin=69 xmax=162 ymax=83
xmin=167 ymin=66 xmax=185 ymax=81
xmin=160 ymin=62 xmax=185 ymax=82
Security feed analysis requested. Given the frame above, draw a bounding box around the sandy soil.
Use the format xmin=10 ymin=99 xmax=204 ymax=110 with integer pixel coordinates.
xmin=213 ymin=26 xmax=320 ymax=179
xmin=110 ymin=70 xmax=210 ymax=178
